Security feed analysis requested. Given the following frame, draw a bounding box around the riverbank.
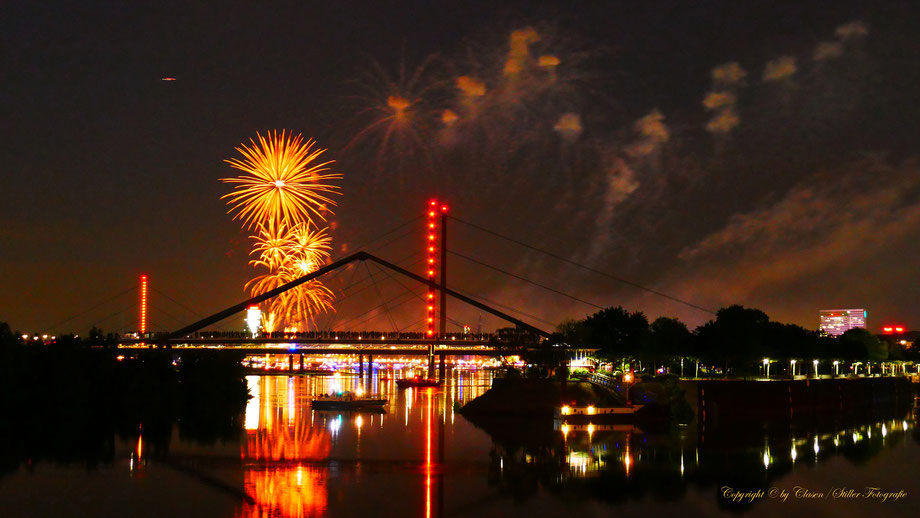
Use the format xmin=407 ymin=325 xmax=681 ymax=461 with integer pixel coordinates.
xmin=459 ymin=379 xmax=622 ymax=419
xmin=690 ymin=376 xmax=914 ymax=423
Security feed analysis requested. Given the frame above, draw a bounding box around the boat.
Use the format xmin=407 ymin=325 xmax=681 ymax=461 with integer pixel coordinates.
xmin=395 ymin=376 xmax=443 ymax=388
xmin=311 ymin=391 xmax=388 ymax=410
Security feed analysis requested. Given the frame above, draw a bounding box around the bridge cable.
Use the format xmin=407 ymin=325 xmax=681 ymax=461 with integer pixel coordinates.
xmin=334 ymin=285 xmax=427 ymax=332
xmin=447 ymin=249 xmax=604 ymax=310
xmin=448 ymin=216 xmax=716 ymax=315
xmin=341 ymin=293 xmax=427 ymax=334
xmin=318 ymin=224 xmax=418 ymax=289
xmin=363 ymin=261 xmax=400 ymax=333
xmin=43 ymin=284 xmax=139 ymax=334
xmin=448 ymin=285 xmax=558 ymax=328
xmin=321 ymin=254 xmax=425 ymax=330
xmin=319 ymin=255 xmax=361 ymax=331
xmin=150 ymin=287 xmax=204 ymax=318
xmin=368 ymin=261 xmax=466 ymax=330
xmin=89 ymin=300 xmax=140 ymax=331
xmin=149 ymin=302 xmax=191 ymax=327
xmin=335 ymin=286 xmax=425 ymax=332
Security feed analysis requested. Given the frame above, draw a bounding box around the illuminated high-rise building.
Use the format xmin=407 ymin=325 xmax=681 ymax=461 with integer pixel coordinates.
xmin=819 ymin=309 xmax=866 ymax=336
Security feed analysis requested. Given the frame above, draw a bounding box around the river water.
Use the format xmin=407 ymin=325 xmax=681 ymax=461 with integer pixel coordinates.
xmin=2 ymin=369 xmax=918 ymax=517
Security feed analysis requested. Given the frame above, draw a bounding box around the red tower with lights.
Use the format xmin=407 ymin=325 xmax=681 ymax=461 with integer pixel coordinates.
xmin=424 ymin=199 xmax=448 ymax=338
xmin=140 ymin=275 xmax=148 ymax=336
xmin=425 ymin=199 xmax=448 ymax=378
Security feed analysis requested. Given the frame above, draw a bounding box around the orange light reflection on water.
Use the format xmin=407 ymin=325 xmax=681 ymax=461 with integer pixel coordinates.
xmin=241 ymin=466 xmax=327 ymax=518
xmin=237 ymin=376 xmax=331 ymax=518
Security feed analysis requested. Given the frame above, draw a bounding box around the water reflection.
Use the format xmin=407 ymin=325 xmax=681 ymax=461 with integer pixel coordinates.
xmin=480 ymin=408 xmax=917 ymax=511
xmin=235 ymin=368 xmax=493 ymax=518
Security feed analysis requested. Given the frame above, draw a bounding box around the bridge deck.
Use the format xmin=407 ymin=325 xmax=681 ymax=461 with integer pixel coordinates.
xmin=118 ymin=344 xmax=513 ymax=356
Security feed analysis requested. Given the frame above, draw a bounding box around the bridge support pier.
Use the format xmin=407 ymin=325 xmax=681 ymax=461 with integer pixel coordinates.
xmin=299 ymin=354 xmax=304 ymax=371
xmin=359 ymin=354 xmax=364 ymax=378
xmin=427 ymin=345 xmax=435 ymax=378
xmin=288 ymin=354 xmax=294 ymax=373
xmin=367 ymin=355 xmax=373 ymax=384
xmin=438 ymin=354 xmax=446 ymax=381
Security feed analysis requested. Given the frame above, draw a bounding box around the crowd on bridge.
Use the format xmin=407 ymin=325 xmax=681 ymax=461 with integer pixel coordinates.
xmin=192 ymin=330 xmax=509 ymax=341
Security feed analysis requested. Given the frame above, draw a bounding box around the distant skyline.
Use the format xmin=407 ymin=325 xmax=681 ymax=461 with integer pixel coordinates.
xmin=2 ymin=0 xmax=918 ymax=334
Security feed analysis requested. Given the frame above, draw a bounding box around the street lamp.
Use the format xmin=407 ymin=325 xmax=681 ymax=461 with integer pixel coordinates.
xmin=833 ymin=360 xmax=839 ymax=376
xmin=623 ymin=370 xmax=634 ymax=406
xmin=763 ymin=358 xmax=770 ymax=378
xmin=790 ymin=359 xmax=796 ymax=377
xmin=813 ymin=359 xmax=819 ymax=377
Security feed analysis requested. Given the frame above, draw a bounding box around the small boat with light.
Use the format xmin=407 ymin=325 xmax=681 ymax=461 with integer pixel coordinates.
xmin=395 ymin=376 xmax=442 ymax=389
xmin=311 ymin=390 xmax=388 ymax=410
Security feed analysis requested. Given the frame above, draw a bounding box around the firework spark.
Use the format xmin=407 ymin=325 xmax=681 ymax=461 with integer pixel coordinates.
xmin=221 ymin=130 xmax=341 ymax=230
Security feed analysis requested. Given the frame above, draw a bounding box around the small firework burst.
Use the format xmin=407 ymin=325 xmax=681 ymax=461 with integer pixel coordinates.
xmin=344 ymin=55 xmax=448 ymax=172
xmin=711 ymin=62 xmax=747 ymax=87
xmin=813 ymin=41 xmax=843 ymax=61
xmin=762 ymin=56 xmax=797 ymax=82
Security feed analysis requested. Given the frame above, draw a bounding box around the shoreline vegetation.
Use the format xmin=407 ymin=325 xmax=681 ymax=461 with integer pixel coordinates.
xmin=0 ymin=344 xmax=249 ymax=478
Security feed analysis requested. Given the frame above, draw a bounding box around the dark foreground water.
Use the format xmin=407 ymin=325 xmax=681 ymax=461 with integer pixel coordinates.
xmin=2 ymin=370 xmax=918 ymax=517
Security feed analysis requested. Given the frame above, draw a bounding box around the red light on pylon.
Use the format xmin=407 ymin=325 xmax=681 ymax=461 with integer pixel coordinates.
xmin=883 ymin=326 xmax=894 ymax=334
xmin=895 ymin=326 xmax=905 ymax=333
xmin=425 ymin=199 xmax=439 ymax=338
xmin=139 ymin=275 xmax=148 ymax=335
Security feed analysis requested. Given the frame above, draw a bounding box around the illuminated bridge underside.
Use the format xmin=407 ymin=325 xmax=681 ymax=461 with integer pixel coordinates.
xmin=122 ymin=345 xmax=513 ymax=357
xmin=126 ymin=338 xmax=499 ymax=347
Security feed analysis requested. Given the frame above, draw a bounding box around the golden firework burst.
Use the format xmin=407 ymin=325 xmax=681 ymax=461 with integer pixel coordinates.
xmin=246 ymin=223 xmax=335 ymax=330
xmin=222 ymin=130 xmax=342 ymax=230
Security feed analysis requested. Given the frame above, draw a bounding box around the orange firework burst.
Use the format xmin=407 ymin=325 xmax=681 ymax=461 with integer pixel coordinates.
xmin=247 ymin=222 xmax=335 ymax=329
xmin=342 ymin=55 xmax=449 ymax=173
xmin=222 ymin=130 xmax=342 ymax=230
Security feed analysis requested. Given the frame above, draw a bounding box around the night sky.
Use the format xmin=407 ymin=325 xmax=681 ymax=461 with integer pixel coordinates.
xmin=2 ymin=0 xmax=918 ymax=335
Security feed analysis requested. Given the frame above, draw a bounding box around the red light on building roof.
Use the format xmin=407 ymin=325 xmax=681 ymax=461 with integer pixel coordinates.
xmin=882 ymin=326 xmax=894 ymax=334
xmin=895 ymin=327 xmax=904 ymax=333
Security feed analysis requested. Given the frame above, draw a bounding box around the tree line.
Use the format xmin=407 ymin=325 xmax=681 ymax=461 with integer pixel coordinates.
xmin=555 ymin=305 xmax=917 ymax=376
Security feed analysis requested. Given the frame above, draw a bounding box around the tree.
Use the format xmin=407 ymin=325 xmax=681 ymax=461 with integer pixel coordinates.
xmin=0 ymin=321 xmax=19 ymax=349
xmin=582 ymin=306 xmax=649 ymax=363
xmin=695 ymin=305 xmax=770 ymax=375
xmin=839 ymin=328 xmax=888 ymax=362
xmin=647 ymin=316 xmax=692 ymax=363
